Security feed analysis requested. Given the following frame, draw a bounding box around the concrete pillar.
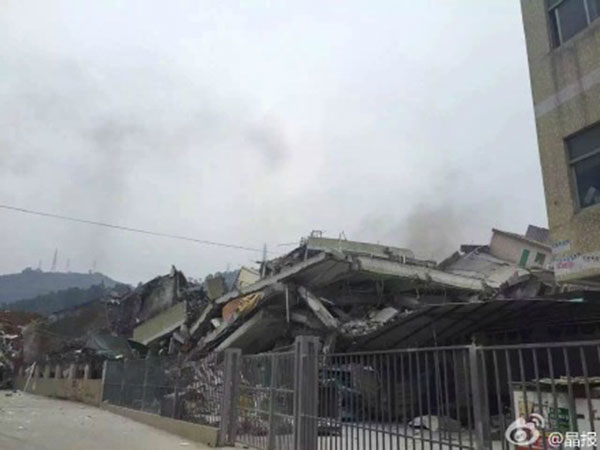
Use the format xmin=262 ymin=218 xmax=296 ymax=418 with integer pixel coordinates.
xmin=83 ymin=364 xmax=91 ymax=380
xmin=18 ymin=366 xmax=24 ymax=377
xmin=55 ymin=364 xmax=61 ymax=379
xmin=68 ymin=364 xmax=76 ymax=380
xmin=43 ymin=365 xmax=51 ymax=379
xmin=469 ymin=345 xmax=491 ymax=450
xmin=34 ymin=364 xmax=41 ymax=379
xmin=218 ymin=348 xmax=242 ymax=446
xmin=293 ymin=336 xmax=320 ymax=450
xmin=100 ymin=360 xmax=108 ymax=403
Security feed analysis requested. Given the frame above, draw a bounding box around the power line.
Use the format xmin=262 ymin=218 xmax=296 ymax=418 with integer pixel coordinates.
xmin=0 ymin=204 xmax=265 ymax=253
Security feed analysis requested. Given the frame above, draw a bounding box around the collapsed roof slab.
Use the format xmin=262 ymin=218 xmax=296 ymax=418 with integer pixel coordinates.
xmin=189 ymin=303 xmax=218 ymax=337
xmin=354 ymin=256 xmax=486 ymax=292
xmin=214 ymin=253 xmax=330 ymax=306
xmin=132 ymin=301 xmax=186 ymax=346
xmin=304 ymin=236 xmax=415 ymax=260
xmin=214 ymin=251 xmax=486 ymax=312
xmin=442 ymin=251 xmax=538 ymax=289
xmin=214 ymin=309 xmax=287 ymax=354
xmin=197 ymin=284 xmax=286 ymax=351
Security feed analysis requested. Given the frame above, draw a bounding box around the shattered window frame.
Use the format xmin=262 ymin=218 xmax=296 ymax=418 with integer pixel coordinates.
xmin=566 ymin=121 xmax=600 ymax=211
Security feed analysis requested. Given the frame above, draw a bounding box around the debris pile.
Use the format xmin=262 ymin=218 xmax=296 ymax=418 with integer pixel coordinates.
xmin=132 ymin=233 xmax=521 ymax=358
xmin=179 ymin=355 xmax=224 ymax=425
xmin=0 ymin=311 xmax=40 ymax=387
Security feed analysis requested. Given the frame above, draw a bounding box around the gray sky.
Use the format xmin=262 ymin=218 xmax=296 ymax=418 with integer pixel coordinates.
xmin=0 ymin=0 xmax=547 ymax=284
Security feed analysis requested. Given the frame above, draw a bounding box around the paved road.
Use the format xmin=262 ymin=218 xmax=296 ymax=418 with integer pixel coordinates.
xmin=0 ymin=391 xmax=236 ymax=450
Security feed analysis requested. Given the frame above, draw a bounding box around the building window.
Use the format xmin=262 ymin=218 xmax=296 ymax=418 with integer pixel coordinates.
xmin=566 ymin=123 xmax=600 ymax=210
xmin=548 ymin=0 xmax=600 ymax=46
xmin=519 ymin=249 xmax=531 ymax=267
xmin=534 ymin=252 xmax=547 ymax=266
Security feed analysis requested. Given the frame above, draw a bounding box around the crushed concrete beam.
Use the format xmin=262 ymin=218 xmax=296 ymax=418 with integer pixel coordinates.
xmin=297 ymin=286 xmax=340 ymax=330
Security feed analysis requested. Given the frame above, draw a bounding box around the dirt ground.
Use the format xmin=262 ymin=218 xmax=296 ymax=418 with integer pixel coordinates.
xmin=0 ymin=391 xmax=237 ymax=450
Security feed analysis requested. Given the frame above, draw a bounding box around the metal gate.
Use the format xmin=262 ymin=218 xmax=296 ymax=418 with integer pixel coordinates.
xmin=236 ymin=351 xmax=296 ymax=450
xmin=313 ymin=341 xmax=600 ymax=450
xmin=314 ymin=346 xmax=476 ymax=450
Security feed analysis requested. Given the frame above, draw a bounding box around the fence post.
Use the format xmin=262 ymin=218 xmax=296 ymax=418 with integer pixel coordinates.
xmin=100 ymin=360 xmax=108 ymax=403
xmin=141 ymin=358 xmax=149 ymax=412
xmin=293 ymin=336 xmax=320 ymax=450
xmin=172 ymin=363 xmax=180 ymax=419
xmin=119 ymin=360 xmax=126 ymax=406
xmin=68 ymin=364 xmax=76 ymax=380
xmin=218 ymin=348 xmax=242 ymax=446
xmin=469 ymin=345 xmax=491 ymax=450
xmin=267 ymin=353 xmax=278 ymax=450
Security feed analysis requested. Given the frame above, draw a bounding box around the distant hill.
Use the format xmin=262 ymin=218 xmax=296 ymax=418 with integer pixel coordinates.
xmin=4 ymin=283 xmax=129 ymax=316
xmin=0 ymin=268 xmax=121 ymax=305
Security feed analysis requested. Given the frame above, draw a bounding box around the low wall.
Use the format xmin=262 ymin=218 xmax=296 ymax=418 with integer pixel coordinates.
xmin=100 ymin=402 xmax=219 ymax=447
xmin=15 ymin=376 xmax=103 ymax=406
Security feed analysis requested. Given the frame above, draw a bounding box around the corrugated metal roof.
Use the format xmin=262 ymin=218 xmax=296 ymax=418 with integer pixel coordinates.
xmin=349 ymin=299 xmax=600 ymax=351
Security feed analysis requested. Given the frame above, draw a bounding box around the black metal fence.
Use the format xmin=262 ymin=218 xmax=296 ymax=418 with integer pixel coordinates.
xmin=479 ymin=341 xmax=600 ymax=450
xmin=314 ymin=347 xmax=474 ymax=450
xmin=102 ymin=352 xmax=224 ymax=427
xmin=312 ymin=341 xmax=600 ymax=450
xmin=237 ymin=351 xmax=296 ymax=450
xmin=100 ymin=339 xmax=600 ymax=450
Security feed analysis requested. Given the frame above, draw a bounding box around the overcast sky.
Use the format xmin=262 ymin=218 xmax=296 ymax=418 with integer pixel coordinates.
xmin=0 ymin=0 xmax=547 ymax=284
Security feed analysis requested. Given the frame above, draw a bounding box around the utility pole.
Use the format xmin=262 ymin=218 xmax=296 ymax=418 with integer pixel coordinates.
xmin=50 ymin=249 xmax=58 ymax=272
xmin=260 ymin=243 xmax=267 ymax=278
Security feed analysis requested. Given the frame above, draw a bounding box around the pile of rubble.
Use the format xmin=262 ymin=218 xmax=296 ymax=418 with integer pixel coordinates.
xmin=0 ymin=311 xmax=40 ymax=387
xmin=114 ymin=228 xmax=573 ymax=359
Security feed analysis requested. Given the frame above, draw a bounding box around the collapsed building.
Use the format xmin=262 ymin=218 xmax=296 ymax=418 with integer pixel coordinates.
xmin=17 ymin=226 xmax=600 ymax=375
xmin=12 ymin=227 xmax=600 ymax=440
xmin=119 ymin=228 xmax=600 ymax=361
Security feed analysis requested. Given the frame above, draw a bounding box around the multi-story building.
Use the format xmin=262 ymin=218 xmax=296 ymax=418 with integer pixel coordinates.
xmin=521 ymin=0 xmax=600 ymax=285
